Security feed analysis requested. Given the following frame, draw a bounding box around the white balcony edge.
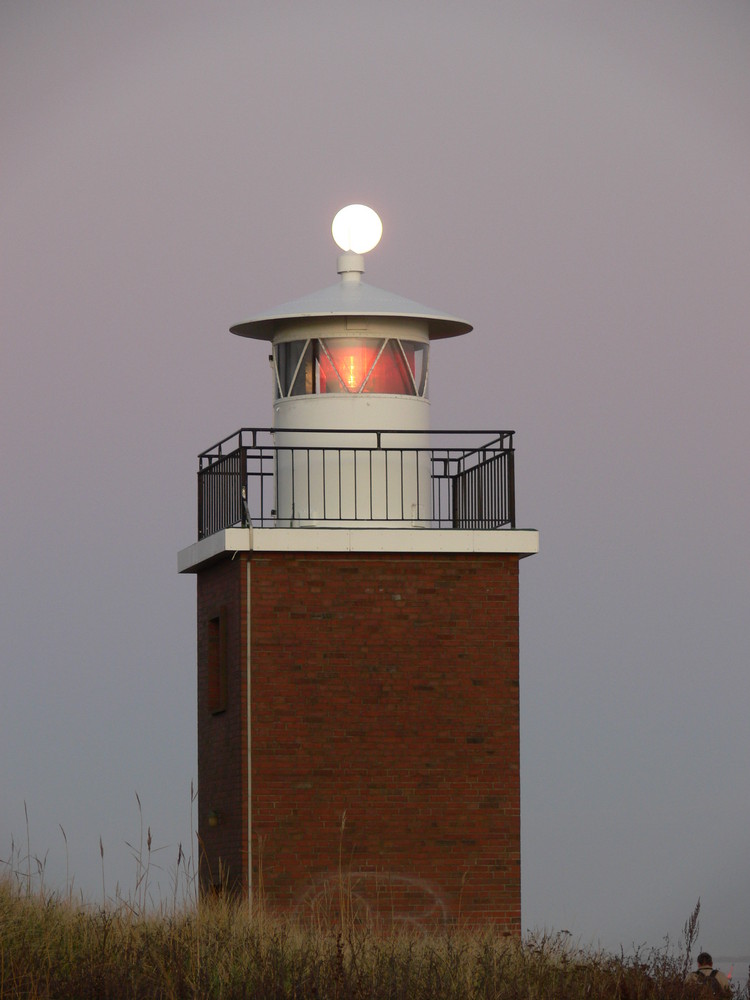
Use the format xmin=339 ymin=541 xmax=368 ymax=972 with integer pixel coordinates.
xmin=178 ymin=527 xmax=539 ymax=574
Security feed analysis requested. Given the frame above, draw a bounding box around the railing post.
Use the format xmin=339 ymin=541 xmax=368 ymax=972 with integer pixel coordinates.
xmin=507 ymin=449 xmax=516 ymax=529
xmin=197 ymin=470 xmax=204 ymax=539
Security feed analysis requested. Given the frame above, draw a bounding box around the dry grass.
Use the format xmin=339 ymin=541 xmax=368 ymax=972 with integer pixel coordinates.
xmin=2 ymin=813 xmax=745 ymax=1000
xmin=2 ymin=867 xmax=744 ymax=1000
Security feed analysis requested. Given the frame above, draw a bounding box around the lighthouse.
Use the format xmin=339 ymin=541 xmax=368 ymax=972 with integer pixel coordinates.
xmin=178 ymin=207 xmax=538 ymax=930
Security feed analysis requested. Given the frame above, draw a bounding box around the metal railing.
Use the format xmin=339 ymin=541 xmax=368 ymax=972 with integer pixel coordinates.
xmin=196 ymin=428 xmax=515 ymax=538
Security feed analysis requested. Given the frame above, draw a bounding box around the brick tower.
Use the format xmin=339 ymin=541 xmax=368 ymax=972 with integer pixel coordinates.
xmin=178 ymin=206 xmax=538 ymax=931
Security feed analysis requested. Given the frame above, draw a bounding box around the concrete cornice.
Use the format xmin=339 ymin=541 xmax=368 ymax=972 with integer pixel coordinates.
xmin=178 ymin=527 xmax=539 ymax=574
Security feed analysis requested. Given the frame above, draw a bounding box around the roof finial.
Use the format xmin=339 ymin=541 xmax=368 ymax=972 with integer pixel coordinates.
xmin=332 ymin=205 xmax=382 ymax=283
xmin=332 ymin=204 xmax=383 ymax=254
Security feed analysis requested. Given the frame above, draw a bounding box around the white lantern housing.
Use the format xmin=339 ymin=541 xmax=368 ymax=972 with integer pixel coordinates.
xmin=230 ymin=209 xmax=471 ymax=526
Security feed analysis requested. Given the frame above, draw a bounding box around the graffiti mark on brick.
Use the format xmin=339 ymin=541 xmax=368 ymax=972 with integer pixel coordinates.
xmin=295 ymin=870 xmax=449 ymax=928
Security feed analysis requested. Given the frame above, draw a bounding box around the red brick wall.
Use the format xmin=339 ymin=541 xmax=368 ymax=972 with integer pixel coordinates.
xmin=197 ymin=549 xmax=521 ymax=930
xmin=196 ymin=555 xmax=249 ymax=893
xmin=250 ymin=552 xmax=520 ymax=929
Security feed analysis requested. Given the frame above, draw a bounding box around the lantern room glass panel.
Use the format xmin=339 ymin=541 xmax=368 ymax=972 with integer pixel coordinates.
xmin=365 ymin=340 xmax=412 ymax=394
xmin=403 ymin=341 xmax=428 ymax=397
xmin=275 ymin=338 xmax=429 ymax=398
xmin=320 ymin=338 xmax=381 ymax=393
xmin=277 ymin=339 xmax=310 ymax=398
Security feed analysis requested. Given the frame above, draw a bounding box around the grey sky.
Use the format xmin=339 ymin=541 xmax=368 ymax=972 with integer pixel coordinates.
xmin=2 ymin=0 xmax=749 ymax=959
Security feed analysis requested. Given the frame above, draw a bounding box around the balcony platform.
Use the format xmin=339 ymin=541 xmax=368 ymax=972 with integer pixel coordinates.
xmin=178 ymin=525 xmax=539 ymax=574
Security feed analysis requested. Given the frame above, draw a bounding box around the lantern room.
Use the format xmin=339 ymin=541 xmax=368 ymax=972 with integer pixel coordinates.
xmin=180 ymin=205 xmax=529 ymax=541
xmin=228 ymin=207 xmax=472 ymax=526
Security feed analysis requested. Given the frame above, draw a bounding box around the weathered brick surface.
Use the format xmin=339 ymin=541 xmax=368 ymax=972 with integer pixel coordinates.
xmin=196 ymin=549 xmax=520 ymax=930
xmin=196 ymin=555 xmax=249 ymax=893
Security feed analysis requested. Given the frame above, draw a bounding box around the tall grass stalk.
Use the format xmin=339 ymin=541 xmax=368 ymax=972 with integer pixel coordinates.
xmin=682 ymin=897 xmax=701 ymax=975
